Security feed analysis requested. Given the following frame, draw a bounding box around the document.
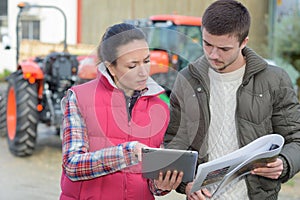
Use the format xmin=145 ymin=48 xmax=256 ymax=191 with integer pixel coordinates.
xmin=190 ymin=134 xmax=284 ymax=196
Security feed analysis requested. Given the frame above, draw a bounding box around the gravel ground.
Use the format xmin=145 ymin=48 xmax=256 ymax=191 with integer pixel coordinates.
xmin=0 ymin=81 xmax=299 ymax=200
xmin=0 ymin=82 xmax=7 ymax=96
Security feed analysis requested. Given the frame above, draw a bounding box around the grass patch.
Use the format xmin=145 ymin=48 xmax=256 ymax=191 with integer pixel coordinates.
xmin=0 ymin=69 xmax=12 ymax=82
xmin=285 ymin=178 xmax=295 ymax=187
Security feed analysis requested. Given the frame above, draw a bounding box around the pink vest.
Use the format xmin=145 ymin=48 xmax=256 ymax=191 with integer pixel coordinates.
xmin=60 ymin=73 xmax=169 ymax=200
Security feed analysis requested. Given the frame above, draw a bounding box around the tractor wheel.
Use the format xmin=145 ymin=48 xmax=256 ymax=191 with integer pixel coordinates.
xmin=0 ymin=92 xmax=7 ymax=137
xmin=6 ymin=71 xmax=39 ymax=156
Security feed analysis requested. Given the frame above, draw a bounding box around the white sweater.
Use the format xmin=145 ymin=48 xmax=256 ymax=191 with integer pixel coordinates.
xmin=207 ymin=66 xmax=249 ymax=200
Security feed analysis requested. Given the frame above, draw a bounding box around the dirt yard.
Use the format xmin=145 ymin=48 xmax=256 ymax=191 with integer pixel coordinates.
xmin=0 ymin=81 xmax=299 ymax=200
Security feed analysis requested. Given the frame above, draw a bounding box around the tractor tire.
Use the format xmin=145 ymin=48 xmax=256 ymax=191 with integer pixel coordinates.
xmin=6 ymin=71 xmax=39 ymax=156
xmin=0 ymin=92 xmax=7 ymax=137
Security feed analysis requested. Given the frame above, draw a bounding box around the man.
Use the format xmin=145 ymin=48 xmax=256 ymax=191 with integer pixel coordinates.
xmin=164 ymin=0 xmax=300 ymax=199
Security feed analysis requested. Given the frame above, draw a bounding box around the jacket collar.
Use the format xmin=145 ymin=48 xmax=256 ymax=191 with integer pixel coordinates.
xmin=241 ymin=47 xmax=268 ymax=84
xmin=97 ymin=62 xmax=165 ymax=97
xmin=188 ymin=46 xmax=268 ymax=86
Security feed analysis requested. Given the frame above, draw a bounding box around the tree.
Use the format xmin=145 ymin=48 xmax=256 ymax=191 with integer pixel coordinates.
xmin=274 ymin=10 xmax=300 ymax=98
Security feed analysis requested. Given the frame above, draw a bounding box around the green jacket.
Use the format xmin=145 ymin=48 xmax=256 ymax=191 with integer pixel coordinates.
xmin=164 ymin=47 xmax=300 ymax=200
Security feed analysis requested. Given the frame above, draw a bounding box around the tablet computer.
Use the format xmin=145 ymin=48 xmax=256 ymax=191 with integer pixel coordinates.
xmin=142 ymin=147 xmax=198 ymax=183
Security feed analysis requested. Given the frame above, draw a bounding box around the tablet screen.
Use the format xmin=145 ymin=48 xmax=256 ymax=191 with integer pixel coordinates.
xmin=142 ymin=147 xmax=198 ymax=183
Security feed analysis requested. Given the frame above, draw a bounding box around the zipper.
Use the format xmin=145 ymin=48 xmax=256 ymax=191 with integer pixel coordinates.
xmin=124 ymin=173 xmax=127 ymax=200
xmin=196 ymin=74 xmax=211 ymax=133
xmin=120 ymin=91 xmax=131 ymax=124
xmin=128 ymin=97 xmax=143 ymax=126
xmin=235 ymin=83 xmax=244 ymax=147
xmin=188 ymin=63 xmax=211 ymax=128
xmin=127 ymin=100 xmax=131 ymax=124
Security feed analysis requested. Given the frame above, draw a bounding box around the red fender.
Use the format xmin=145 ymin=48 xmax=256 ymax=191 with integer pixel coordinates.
xmin=19 ymin=58 xmax=44 ymax=81
xmin=18 ymin=58 xmax=44 ymax=98
xmin=149 ymin=50 xmax=169 ymax=75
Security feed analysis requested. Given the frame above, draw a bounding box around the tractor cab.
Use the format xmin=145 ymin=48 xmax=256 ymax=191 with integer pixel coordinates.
xmin=146 ymin=15 xmax=203 ymax=72
xmin=129 ymin=15 xmax=204 ymax=96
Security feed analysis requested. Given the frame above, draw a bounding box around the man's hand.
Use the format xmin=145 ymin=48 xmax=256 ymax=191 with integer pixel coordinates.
xmin=186 ymin=182 xmax=212 ymax=200
xmin=154 ymin=170 xmax=183 ymax=191
xmin=251 ymin=158 xmax=283 ymax=179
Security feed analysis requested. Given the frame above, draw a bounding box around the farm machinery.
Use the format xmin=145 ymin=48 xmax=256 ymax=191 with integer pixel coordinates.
xmin=126 ymin=14 xmax=204 ymax=96
xmin=0 ymin=4 xmax=204 ymax=157
xmin=0 ymin=2 xmax=94 ymax=156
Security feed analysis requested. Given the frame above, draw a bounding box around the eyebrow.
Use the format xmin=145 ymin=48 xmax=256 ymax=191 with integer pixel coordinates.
xmin=129 ymin=54 xmax=150 ymax=64
xmin=143 ymin=54 xmax=150 ymax=60
xmin=203 ymin=39 xmax=233 ymax=50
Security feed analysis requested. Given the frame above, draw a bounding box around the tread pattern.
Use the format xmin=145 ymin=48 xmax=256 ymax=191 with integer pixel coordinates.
xmin=0 ymin=91 xmax=7 ymax=137
xmin=7 ymin=71 xmax=39 ymax=156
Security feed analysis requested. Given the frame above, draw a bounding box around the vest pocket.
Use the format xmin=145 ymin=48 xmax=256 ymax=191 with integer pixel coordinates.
xmin=60 ymin=172 xmax=83 ymax=199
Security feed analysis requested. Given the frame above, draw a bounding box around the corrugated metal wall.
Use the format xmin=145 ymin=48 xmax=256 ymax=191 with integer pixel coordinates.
xmin=81 ymin=0 xmax=269 ymax=57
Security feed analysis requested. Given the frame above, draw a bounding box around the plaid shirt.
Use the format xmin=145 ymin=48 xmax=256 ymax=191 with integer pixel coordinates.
xmin=61 ymin=91 xmax=169 ymax=196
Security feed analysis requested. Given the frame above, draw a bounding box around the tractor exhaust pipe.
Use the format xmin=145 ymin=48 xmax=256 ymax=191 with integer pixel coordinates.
xmin=16 ymin=2 xmax=68 ymax=65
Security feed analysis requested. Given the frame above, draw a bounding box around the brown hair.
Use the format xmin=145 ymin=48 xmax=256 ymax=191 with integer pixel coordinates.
xmin=202 ymin=0 xmax=251 ymax=45
xmin=97 ymin=23 xmax=147 ymax=66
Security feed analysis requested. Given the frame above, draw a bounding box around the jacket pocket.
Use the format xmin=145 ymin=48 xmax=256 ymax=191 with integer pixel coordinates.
xmin=238 ymin=89 xmax=272 ymax=125
xmin=238 ymin=116 xmax=273 ymax=141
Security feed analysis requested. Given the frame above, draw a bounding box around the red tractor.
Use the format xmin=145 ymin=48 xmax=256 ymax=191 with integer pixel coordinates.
xmin=77 ymin=14 xmax=204 ymax=104
xmin=126 ymin=14 xmax=203 ymax=97
xmin=0 ymin=2 xmax=93 ymax=156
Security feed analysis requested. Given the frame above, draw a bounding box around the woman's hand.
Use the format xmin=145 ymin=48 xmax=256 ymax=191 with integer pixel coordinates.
xmin=134 ymin=142 xmax=147 ymax=161
xmin=154 ymin=170 xmax=183 ymax=191
xmin=186 ymin=182 xmax=212 ymax=200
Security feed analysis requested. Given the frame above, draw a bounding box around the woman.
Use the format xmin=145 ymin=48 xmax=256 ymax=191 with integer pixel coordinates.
xmin=60 ymin=23 xmax=182 ymax=199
